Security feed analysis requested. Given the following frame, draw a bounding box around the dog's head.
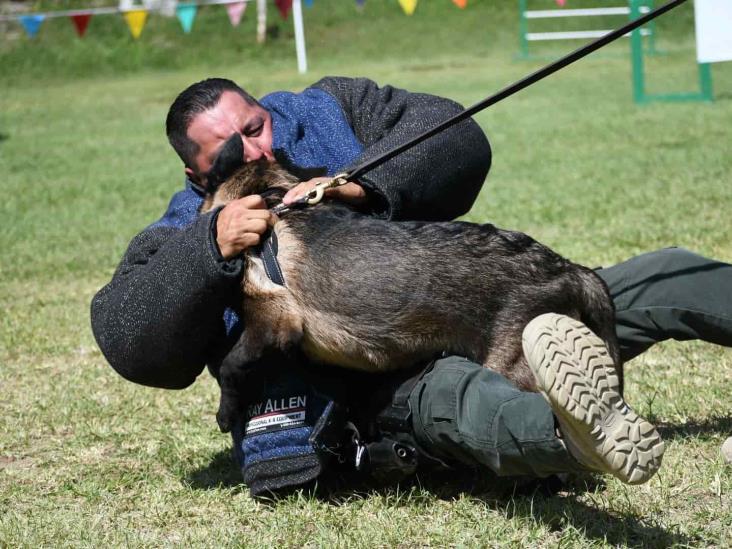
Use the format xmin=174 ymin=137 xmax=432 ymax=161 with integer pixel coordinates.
xmin=200 ymin=159 xmax=299 ymax=213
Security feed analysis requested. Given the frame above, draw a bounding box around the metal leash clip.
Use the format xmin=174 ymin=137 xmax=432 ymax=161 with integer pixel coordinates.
xmin=305 ymin=172 xmax=349 ymax=205
xmin=270 ymin=172 xmax=349 ymax=216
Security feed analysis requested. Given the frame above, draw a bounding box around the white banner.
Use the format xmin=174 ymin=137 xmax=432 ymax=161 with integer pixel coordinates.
xmin=695 ymin=0 xmax=732 ymax=63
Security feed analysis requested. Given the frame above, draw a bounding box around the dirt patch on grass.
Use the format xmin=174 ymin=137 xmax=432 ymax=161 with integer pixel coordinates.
xmin=0 ymin=455 xmax=35 ymax=470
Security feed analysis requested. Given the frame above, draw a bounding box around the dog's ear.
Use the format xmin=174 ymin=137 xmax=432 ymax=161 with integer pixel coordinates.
xmin=206 ymin=134 xmax=245 ymax=190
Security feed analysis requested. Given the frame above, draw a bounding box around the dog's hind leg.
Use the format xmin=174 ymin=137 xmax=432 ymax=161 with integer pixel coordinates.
xmin=571 ymin=269 xmax=625 ymax=393
xmin=481 ymin=319 xmax=539 ymax=392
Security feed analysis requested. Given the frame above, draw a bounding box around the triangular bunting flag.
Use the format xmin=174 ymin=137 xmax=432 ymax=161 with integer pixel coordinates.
xmin=123 ymin=9 xmax=148 ymax=39
xmin=70 ymin=13 xmax=92 ymax=37
xmin=176 ymin=3 xmax=197 ymax=34
xmin=304 ymin=0 xmax=314 ymax=7
xmin=355 ymin=0 xmax=365 ymax=7
xmin=226 ymin=2 xmax=246 ymax=26
xmin=19 ymin=15 xmax=45 ymax=38
xmin=274 ymin=0 xmax=292 ymax=20
xmin=398 ymin=0 xmax=417 ymax=16
xmin=452 ymin=0 xmax=467 ymax=8
xmin=556 ymin=0 xmax=566 ymax=6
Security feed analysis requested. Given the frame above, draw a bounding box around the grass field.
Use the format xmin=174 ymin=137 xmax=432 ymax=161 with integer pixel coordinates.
xmin=1 ymin=0 xmax=731 ymax=546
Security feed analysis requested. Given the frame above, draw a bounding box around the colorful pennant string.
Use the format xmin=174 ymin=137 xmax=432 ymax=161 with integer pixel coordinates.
xmin=176 ymin=3 xmax=197 ymax=33
xmin=9 ymin=0 xmax=476 ymax=40
xmin=19 ymin=14 xmax=45 ymax=38
xmin=123 ymin=9 xmax=148 ymax=39
xmin=556 ymin=0 xmax=566 ymax=6
xmin=69 ymin=13 xmax=92 ymax=37
xmin=226 ymin=1 xmax=247 ymax=26
xmin=398 ymin=0 xmax=417 ymax=16
xmin=274 ymin=0 xmax=292 ymax=20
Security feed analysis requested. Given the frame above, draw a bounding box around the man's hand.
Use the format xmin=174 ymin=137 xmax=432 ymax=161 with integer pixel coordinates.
xmin=283 ymin=177 xmax=367 ymax=207
xmin=216 ymin=195 xmax=276 ymax=259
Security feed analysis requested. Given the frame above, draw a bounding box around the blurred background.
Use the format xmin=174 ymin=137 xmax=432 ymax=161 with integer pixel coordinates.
xmin=1 ymin=1 xmax=730 ymax=545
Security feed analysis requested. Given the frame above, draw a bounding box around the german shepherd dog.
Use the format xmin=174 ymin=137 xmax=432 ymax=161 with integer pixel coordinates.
xmin=202 ymin=160 xmax=622 ymax=433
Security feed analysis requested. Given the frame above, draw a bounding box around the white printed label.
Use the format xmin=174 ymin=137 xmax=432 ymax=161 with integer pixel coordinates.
xmin=244 ymin=395 xmax=308 ymax=435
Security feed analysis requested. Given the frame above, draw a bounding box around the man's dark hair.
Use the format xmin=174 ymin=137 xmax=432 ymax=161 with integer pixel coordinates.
xmin=166 ymin=78 xmax=258 ymax=172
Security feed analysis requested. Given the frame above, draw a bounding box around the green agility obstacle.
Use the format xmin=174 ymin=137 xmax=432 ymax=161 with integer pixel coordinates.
xmin=518 ymin=0 xmax=658 ymax=60
xmin=629 ymin=0 xmax=713 ymax=103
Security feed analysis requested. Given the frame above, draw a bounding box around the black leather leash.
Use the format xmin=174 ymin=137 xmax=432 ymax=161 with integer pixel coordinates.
xmin=212 ymin=0 xmax=688 ymax=287
xmin=272 ymin=0 xmax=688 ymax=216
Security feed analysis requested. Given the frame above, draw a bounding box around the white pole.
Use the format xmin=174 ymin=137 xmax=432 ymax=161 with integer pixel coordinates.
xmin=292 ymin=0 xmax=308 ymax=74
xmin=256 ymin=0 xmax=266 ymax=44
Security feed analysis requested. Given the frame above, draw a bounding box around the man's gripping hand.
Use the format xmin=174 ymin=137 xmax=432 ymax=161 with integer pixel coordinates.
xmin=283 ymin=177 xmax=368 ymax=207
xmin=215 ymin=195 xmax=277 ymax=260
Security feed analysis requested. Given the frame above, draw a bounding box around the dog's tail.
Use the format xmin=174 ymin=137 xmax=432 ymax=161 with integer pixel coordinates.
xmin=574 ymin=268 xmax=625 ymax=392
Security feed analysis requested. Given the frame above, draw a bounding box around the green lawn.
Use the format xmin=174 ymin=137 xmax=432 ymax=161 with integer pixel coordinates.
xmin=1 ymin=1 xmax=730 ymax=546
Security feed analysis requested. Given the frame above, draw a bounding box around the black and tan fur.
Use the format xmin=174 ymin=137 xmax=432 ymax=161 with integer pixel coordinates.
xmin=202 ymin=160 xmax=623 ymax=433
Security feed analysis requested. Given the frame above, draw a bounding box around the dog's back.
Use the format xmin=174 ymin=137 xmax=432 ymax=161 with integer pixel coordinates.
xmin=274 ymin=205 xmax=620 ymax=391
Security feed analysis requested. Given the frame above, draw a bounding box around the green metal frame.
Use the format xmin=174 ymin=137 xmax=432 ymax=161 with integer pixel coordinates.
xmin=629 ymin=0 xmax=713 ymax=103
xmin=518 ymin=0 xmax=658 ymax=60
xmin=519 ymin=0 xmax=529 ymax=59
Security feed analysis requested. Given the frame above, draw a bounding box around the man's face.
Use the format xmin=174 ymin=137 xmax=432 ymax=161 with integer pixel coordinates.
xmin=186 ymin=90 xmax=274 ymax=185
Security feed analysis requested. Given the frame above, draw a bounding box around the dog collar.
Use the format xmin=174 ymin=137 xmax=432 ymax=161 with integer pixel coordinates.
xmin=251 ymin=230 xmax=285 ymax=287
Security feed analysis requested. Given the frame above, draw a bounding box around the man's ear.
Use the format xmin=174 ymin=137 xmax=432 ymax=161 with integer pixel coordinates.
xmin=185 ymin=166 xmax=206 ymax=188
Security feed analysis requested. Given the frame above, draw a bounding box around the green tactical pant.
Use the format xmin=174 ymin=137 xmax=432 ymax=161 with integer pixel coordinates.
xmin=409 ymin=248 xmax=732 ymax=477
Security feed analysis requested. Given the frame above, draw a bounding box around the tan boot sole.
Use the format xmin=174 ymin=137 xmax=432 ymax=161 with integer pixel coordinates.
xmin=522 ymin=313 xmax=665 ymax=485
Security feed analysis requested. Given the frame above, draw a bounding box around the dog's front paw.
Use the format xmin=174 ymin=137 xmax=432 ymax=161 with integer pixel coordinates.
xmin=216 ymin=392 xmax=239 ymax=433
xmin=216 ymin=402 xmax=237 ymax=433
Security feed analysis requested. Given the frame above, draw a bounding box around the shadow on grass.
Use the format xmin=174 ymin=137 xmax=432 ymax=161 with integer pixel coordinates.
xmin=185 ymin=450 xmax=693 ymax=546
xmin=657 ymin=415 xmax=732 ymax=440
xmin=184 ymin=449 xmax=246 ymax=492
xmin=0 ymin=132 xmax=8 ymax=143
xmin=319 ymin=472 xmax=692 ymax=547
xmin=496 ymin=486 xmax=692 ymax=548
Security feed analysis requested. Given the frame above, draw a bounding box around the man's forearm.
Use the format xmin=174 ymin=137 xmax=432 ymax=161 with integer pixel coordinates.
xmin=354 ymin=114 xmax=491 ymax=221
xmin=312 ymin=76 xmax=492 ymax=221
xmin=91 ymin=211 xmax=243 ymax=389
